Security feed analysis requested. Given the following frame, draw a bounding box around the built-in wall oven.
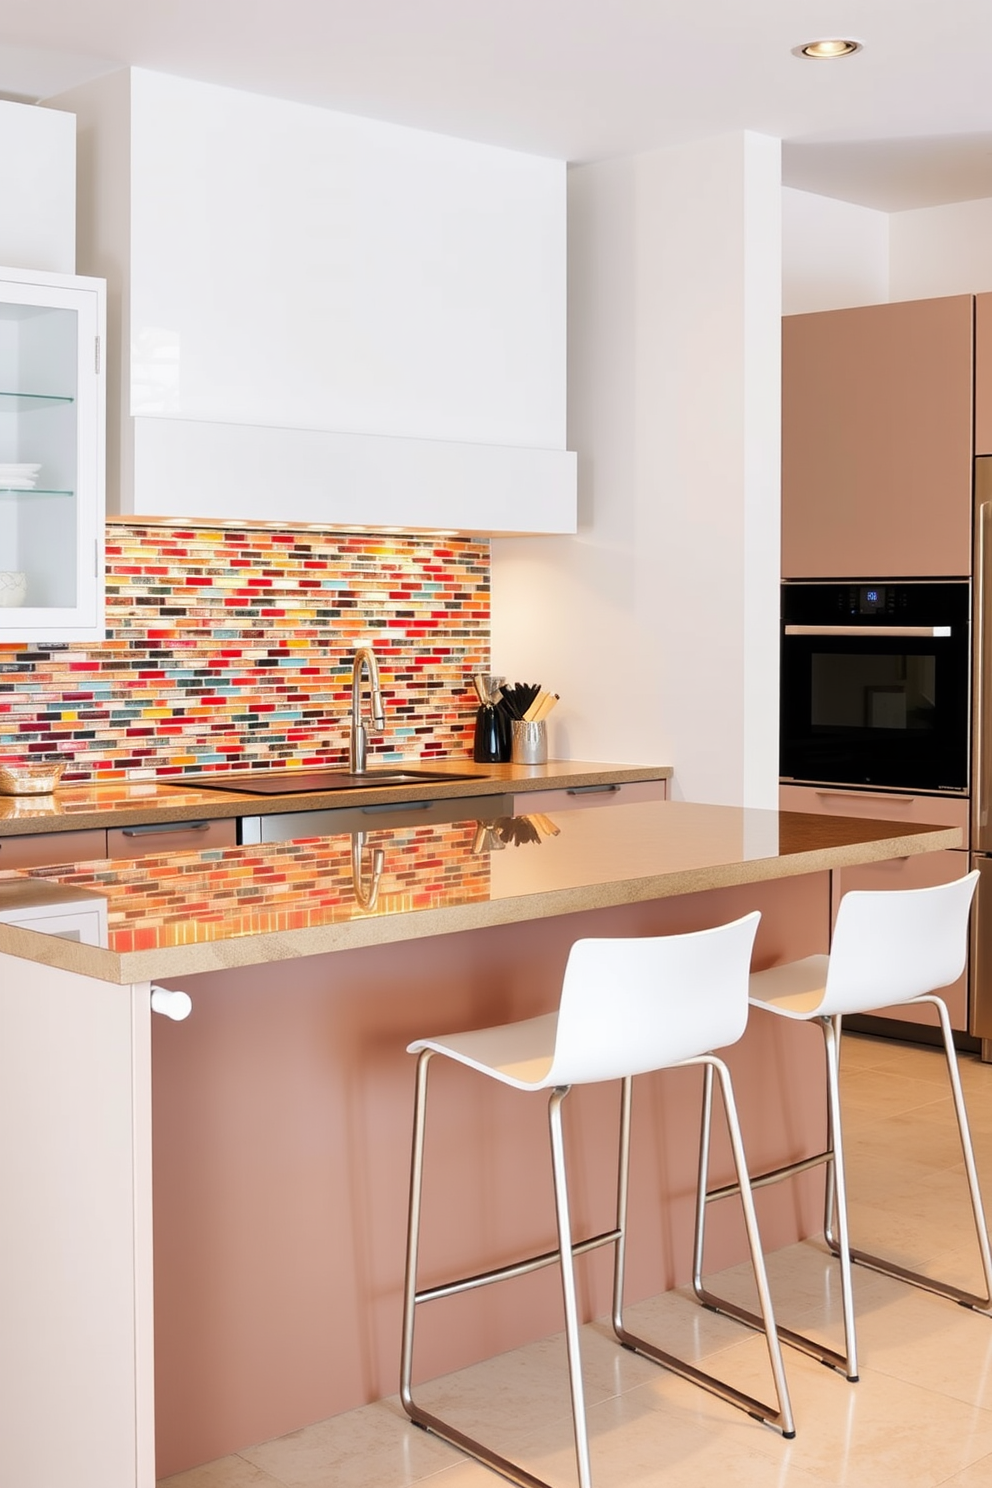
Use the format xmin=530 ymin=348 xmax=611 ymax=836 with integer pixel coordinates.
xmin=780 ymin=580 xmax=971 ymax=796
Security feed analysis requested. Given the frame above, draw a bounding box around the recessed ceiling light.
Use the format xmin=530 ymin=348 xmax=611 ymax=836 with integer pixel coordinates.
xmin=794 ymin=38 xmax=863 ymax=59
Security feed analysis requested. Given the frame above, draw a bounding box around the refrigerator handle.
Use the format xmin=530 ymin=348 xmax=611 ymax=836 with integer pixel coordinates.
xmin=975 ymin=499 xmax=992 ymax=849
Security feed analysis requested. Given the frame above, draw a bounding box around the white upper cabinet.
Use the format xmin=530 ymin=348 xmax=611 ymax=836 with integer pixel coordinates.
xmin=0 ymin=267 xmax=105 ymax=642
xmin=54 ymin=69 xmax=575 ymax=536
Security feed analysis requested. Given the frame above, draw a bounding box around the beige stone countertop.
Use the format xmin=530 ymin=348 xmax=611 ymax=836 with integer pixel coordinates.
xmin=0 ymin=799 xmax=960 ymax=984
xmin=0 ymin=758 xmax=672 ymax=835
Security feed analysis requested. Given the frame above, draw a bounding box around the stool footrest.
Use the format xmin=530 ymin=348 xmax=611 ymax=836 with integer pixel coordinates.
xmin=406 ymin=1404 xmax=556 ymax=1488
xmin=613 ymin=1320 xmax=795 ymax=1435
xmin=828 ymin=1238 xmax=992 ymax=1312
xmin=415 ymin=1227 xmax=621 ymax=1306
xmin=706 ymin=1149 xmax=832 ymax=1205
xmin=693 ymin=1284 xmax=851 ymax=1377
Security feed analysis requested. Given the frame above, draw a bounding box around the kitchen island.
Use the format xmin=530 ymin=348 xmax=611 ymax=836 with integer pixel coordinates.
xmin=0 ymin=799 xmax=962 ymax=1486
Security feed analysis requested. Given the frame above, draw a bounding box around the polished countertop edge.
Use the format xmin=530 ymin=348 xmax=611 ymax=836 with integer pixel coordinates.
xmin=0 ymin=760 xmax=673 ymax=836
xmin=0 ymin=819 xmax=960 ymax=986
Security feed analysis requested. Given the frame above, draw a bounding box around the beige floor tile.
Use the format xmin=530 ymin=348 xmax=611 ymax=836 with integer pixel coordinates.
xmin=506 ymin=1384 xmax=825 ymax=1488
xmin=693 ymin=1335 xmax=992 ymax=1488
xmin=836 ymin=1033 xmax=896 ymax=1069
xmin=843 ymin=1039 xmax=985 ymax=1087
xmin=931 ymin=1452 xmax=992 ymax=1487
xmin=844 ymin=1284 xmax=992 ymax=1409
xmin=839 ymin=1066 xmax=955 ymax=1120
xmin=408 ymin=1332 xmax=624 ymax=1458
xmin=158 ymin=1456 xmax=286 ymax=1488
xmin=239 ymin=1399 xmax=457 ymax=1488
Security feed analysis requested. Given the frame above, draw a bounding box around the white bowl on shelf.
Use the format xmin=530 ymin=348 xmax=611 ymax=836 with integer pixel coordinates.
xmin=0 ymin=571 xmax=27 ymax=606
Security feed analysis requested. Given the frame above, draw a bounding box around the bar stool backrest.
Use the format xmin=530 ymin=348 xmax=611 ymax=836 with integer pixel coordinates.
xmin=543 ymin=911 xmax=761 ymax=1087
xmin=821 ymin=870 xmax=979 ymax=1019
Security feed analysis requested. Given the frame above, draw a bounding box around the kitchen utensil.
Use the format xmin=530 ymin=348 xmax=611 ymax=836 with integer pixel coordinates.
xmin=496 ymin=815 xmax=543 ymax=846
xmin=530 ymin=812 xmax=561 ymax=838
xmin=499 ymin=682 xmax=541 ymax=721
xmin=532 ymin=693 xmax=559 ymax=722
xmin=473 ymin=674 xmax=505 ymax=707
xmin=510 ymin=719 xmax=547 ymax=765
xmin=0 ymin=758 xmax=65 ymax=794
xmin=471 ymin=821 xmax=507 ymax=854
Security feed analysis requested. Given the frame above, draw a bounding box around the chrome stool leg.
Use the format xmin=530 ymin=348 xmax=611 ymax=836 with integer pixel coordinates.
xmin=548 ymin=1087 xmax=593 ymax=1488
xmin=691 ymin=1032 xmax=855 ymax=1379
xmin=821 ymin=1015 xmax=859 ymax=1380
xmin=615 ymin=1060 xmax=795 ymax=1437
xmin=824 ymin=996 xmax=992 ymax=1313
xmin=401 ymin=1052 xmax=597 ymax=1488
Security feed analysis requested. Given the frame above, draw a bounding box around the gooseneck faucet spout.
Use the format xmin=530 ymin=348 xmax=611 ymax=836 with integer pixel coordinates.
xmin=349 ymin=646 xmax=386 ymax=773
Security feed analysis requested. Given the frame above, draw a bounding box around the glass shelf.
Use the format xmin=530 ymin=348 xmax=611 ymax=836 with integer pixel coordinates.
xmin=0 ymin=487 xmax=74 ymax=498
xmin=0 ymin=390 xmax=75 ymax=408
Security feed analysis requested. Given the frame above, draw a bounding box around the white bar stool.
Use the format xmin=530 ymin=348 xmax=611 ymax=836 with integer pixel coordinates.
xmin=694 ymin=871 xmax=992 ymax=1384
xmin=400 ymin=911 xmax=795 ymax=1488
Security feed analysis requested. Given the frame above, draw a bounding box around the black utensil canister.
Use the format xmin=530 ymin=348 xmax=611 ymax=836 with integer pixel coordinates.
xmin=473 ymin=704 xmax=506 ymax=762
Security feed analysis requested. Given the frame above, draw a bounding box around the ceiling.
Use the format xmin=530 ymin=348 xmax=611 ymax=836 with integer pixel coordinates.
xmin=2 ymin=1 xmax=992 ymax=211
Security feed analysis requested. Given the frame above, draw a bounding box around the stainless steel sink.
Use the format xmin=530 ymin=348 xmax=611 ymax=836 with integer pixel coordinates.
xmin=167 ymin=768 xmax=481 ymax=796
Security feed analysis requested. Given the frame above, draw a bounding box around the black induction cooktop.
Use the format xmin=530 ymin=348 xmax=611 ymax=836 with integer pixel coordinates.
xmin=165 ymin=768 xmax=479 ymax=797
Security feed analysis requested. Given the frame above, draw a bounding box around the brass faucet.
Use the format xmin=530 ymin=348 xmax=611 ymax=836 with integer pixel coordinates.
xmin=349 ymin=646 xmax=386 ymax=773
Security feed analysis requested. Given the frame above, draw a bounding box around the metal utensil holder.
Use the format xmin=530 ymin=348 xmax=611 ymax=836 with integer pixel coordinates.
xmin=510 ymin=719 xmax=547 ymax=765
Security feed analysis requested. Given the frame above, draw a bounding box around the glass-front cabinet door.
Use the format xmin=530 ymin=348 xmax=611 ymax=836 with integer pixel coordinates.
xmin=0 ymin=267 xmax=105 ymax=641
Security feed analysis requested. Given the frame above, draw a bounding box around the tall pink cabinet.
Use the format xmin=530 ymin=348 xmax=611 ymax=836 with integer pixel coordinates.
xmin=976 ymin=293 xmax=992 ymax=458
xmin=781 ymin=293 xmax=984 ymax=1035
xmin=782 ymin=295 xmax=974 ymax=580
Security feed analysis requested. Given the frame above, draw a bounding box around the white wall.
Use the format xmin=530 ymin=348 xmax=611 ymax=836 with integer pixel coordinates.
xmin=890 ymin=196 xmax=992 ymax=301
xmin=782 ymin=187 xmax=889 ymax=314
xmin=493 ymin=131 xmax=782 ymax=808
xmin=784 ymin=187 xmax=992 ymax=313
xmin=0 ymin=100 xmax=75 ymax=275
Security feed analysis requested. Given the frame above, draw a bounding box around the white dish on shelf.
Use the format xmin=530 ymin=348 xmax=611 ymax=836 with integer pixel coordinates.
xmin=0 ymin=463 xmax=41 ymax=490
xmin=0 ymin=571 xmax=27 ymax=606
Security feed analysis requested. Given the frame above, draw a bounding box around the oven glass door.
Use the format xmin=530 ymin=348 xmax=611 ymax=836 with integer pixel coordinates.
xmin=780 ymin=583 xmax=970 ymax=793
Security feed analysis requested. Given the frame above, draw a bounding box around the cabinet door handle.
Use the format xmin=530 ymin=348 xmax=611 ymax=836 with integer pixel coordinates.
xmin=361 ymin=800 xmax=432 ymax=815
xmin=121 ymin=820 xmax=212 ymax=837
xmin=151 ymin=985 xmax=192 ymax=1020
xmin=565 ymin=783 xmax=621 ymax=796
xmin=814 ymin=791 xmax=915 ymax=805
xmin=785 ymin=624 xmax=952 ymax=638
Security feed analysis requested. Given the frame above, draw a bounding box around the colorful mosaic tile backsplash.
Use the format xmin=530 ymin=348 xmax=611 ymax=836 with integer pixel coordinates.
xmin=0 ymin=526 xmax=490 ymax=782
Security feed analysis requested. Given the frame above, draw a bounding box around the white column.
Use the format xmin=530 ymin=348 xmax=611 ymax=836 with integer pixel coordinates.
xmin=492 ymin=130 xmax=781 ymax=807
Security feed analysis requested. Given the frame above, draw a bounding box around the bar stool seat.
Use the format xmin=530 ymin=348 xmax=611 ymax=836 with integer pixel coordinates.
xmin=400 ymin=911 xmax=795 ymax=1488
xmin=694 ymin=871 xmax=992 ymax=1385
